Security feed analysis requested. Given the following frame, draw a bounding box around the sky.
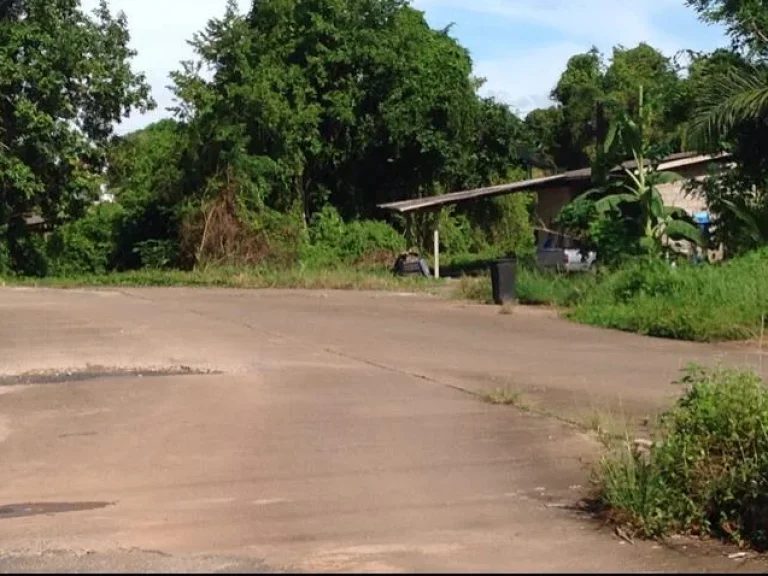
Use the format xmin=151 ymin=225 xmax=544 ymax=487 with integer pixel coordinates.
xmin=82 ymin=0 xmax=730 ymax=134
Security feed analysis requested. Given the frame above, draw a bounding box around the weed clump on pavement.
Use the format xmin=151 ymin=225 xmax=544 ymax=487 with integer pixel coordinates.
xmin=481 ymin=388 xmax=524 ymax=407
xmin=596 ymin=365 xmax=768 ymax=549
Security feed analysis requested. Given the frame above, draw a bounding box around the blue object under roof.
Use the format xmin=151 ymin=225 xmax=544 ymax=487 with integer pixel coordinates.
xmin=693 ymin=211 xmax=711 ymax=225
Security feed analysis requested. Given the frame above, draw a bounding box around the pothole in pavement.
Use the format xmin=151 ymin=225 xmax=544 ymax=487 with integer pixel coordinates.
xmin=0 ymin=366 xmax=222 ymax=387
xmin=0 ymin=501 xmax=113 ymax=519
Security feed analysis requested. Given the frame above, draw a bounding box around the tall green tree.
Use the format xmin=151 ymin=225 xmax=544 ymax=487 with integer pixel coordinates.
xmin=684 ymin=1 xmax=768 ymax=256
xmin=0 ymin=0 xmax=153 ymax=273
xmin=526 ymin=43 xmax=687 ymax=171
xmin=171 ymin=0 xmax=523 ymax=225
xmin=686 ymin=0 xmax=768 ymax=145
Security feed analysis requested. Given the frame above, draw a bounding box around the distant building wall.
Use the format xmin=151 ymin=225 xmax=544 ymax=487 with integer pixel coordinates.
xmin=534 ymin=186 xmax=578 ymax=248
xmin=533 ymin=160 xmax=717 ymax=250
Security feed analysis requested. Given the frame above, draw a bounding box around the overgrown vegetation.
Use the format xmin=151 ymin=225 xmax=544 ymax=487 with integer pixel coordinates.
xmin=455 ymin=248 xmax=768 ymax=343
xmin=570 ymin=251 xmax=768 ymax=342
xmin=596 ymin=365 xmax=768 ymax=550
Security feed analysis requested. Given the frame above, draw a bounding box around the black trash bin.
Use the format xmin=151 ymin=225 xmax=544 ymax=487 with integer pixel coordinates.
xmin=489 ymin=258 xmax=517 ymax=305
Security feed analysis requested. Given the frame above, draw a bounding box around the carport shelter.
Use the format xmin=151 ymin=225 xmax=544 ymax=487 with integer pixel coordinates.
xmin=377 ymin=152 xmax=729 ymax=278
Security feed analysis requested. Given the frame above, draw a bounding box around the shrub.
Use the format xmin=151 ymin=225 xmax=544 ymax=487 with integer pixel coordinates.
xmin=597 ymin=365 xmax=768 ymax=549
xmin=0 ymin=239 xmax=11 ymax=276
xmin=308 ymin=205 xmax=346 ymax=248
xmin=339 ymin=219 xmax=405 ymax=264
xmin=133 ymin=239 xmax=178 ymax=270
xmin=303 ymin=205 xmax=405 ymax=269
xmin=46 ymin=203 xmax=123 ymax=276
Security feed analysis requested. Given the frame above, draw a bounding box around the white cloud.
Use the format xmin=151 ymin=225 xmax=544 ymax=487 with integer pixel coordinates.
xmin=415 ymin=0 xmax=723 ymax=116
xmin=82 ymin=0 xmax=250 ymax=133
xmin=473 ymin=42 xmax=587 ymax=115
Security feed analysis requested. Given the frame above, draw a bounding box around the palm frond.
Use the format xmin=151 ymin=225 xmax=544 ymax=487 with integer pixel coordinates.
xmin=719 ymin=198 xmax=767 ymax=245
xmin=688 ymin=65 xmax=768 ymax=148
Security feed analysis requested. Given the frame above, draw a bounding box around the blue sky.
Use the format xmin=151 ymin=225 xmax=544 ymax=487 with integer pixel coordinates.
xmin=83 ymin=0 xmax=729 ymax=133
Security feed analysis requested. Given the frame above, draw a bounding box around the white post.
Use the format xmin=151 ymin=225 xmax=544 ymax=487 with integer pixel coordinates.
xmin=433 ymin=226 xmax=440 ymax=279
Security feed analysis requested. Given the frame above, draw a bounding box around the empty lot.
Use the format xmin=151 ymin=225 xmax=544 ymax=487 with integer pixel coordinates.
xmin=0 ymin=286 xmax=765 ymax=573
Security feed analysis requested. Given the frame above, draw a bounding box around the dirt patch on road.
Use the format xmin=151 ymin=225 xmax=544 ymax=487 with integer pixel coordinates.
xmin=0 ymin=502 xmax=113 ymax=520
xmin=0 ymin=366 xmax=221 ymax=387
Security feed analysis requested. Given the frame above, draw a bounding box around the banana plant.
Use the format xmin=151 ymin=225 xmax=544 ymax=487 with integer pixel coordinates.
xmin=587 ymin=86 xmax=704 ymax=255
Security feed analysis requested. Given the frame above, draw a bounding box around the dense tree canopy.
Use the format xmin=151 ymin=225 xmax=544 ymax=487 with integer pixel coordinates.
xmin=170 ymin=0 xmax=528 ymax=225
xmin=683 ymin=0 xmax=768 ymax=256
xmin=525 ymin=43 xmax=687 ymax=170
xmin=0 ymin=0 xmax=153 ymax=272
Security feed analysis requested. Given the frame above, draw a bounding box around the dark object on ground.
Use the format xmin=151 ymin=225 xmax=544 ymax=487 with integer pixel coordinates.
xmin=393 ymin=252 xmax=431 ymax=278
xmin=490 ymin=258 xmax=517 ymax=305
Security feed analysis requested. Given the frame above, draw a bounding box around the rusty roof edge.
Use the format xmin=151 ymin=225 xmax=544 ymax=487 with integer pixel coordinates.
xmin=378 ymin=152 xmax=732 ymax=214
xmin=377 ymin=173 xmax=567 ymax=213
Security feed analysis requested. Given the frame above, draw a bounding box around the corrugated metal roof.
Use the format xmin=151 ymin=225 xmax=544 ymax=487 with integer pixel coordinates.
xmin=378 ymin=152 xmax=730 ymax=214
xmin=377 ymin=174 xmax=567 ymax=214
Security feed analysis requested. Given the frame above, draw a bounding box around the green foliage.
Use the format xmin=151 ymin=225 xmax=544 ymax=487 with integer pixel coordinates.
xmin=571 ymin=249 xmax=768 ymax=341
xmin=0 ymin=265 xmax=439 ymax=293
xmin=686 ymin=0 xmax=768 ymax=54
xmin=588 ymin=215 xmax=643 ymax=266
xmin=452 ymin=267 xmax=597 ymax=308
xmin=527 ymin=43 xmax=687 ymax=170
xmin=598 ymin=365 xmax=768 ymax=549
xmin=453 ymin=248 xmax=768 ymax=343
xmin=132 ymin=240 xmax=178 ymax=270
xmin=565 ymin=86 xmax=703 ymax=261
xmin=0 ymin=0 xmax=153 ymax=274
xmin=106 ymin=119 xmax=189 ymax=270
xmin=302 ymin=205 xmax=405 ymax=268
xmin=490 ymin=193 xmax=536 ymax=261
xmin=4 ymin=227 xmax=47 ymax=277
xmin=689 ymin=164 xmax=768 ymax=256
xmin=557 ymin=195 xmax=642 ymax=266
xmin=169 ymin=0 xmax=522 ymax=228
xmin=46 ymin=203 xmax=123 ymax=276
xmin=340 ymin=219 xmax=405 ymax=263
xmin=0 ymin=239 xmax=10 ymax=276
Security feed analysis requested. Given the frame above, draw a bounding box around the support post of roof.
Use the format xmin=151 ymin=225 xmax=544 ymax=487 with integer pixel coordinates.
xmin=432 ymin=209 xmax=440 ymax=279
xmin=433 ymin=225 xmax=440 ymax=279
xmin=404 ymin=212 xmax=414 ymax=250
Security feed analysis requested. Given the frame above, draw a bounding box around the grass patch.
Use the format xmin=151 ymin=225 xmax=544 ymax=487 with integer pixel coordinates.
xmin=452 ymin=275 xmax=492 ymax=303
xmin=570 ymin=251 xmax=768 ymax=342
xmin=452 ymin=249 xmax=768 ymax=343
xmin=480 ymin=387 xmax=526 ymax=407
xmin=0 ymin=265 xmax=443 ymax=293
xmin=595 ymin=364 xmax=768 ymax=550
xmin=583 ymin=407 xmax=638 ymax=445
xmin=451 ymin=267 xmax=597 ymax=307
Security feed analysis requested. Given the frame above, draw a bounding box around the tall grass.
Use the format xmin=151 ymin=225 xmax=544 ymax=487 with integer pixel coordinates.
xmin=571 ymin=250 xmax=768 ymax=342
xmin=453 ymin=249 xmax=768 ymax=343
xmin=596 ymin=365 xmax=768 ymax=549
xmin=0 ymin=265 xmax=441 ymax=293
xmin=452 ymin=267 xmax=597 ymax=307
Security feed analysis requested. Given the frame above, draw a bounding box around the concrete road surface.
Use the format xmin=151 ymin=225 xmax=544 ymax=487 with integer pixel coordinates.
xmin=0 ymin=286 xmax=765 ymax=573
